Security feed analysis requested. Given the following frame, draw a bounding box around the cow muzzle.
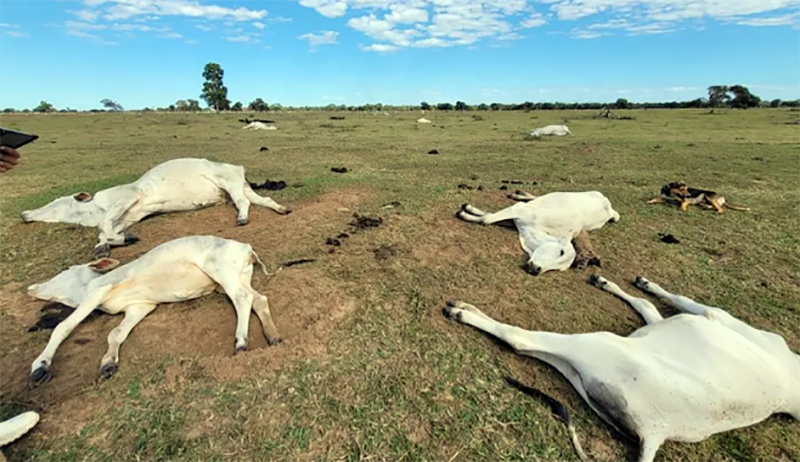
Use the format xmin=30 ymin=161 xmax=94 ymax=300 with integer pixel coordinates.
xmin=525 ymin=262 xmax=542 ymax=276
xmin=21 ymin=212 xmax=33 ymax=223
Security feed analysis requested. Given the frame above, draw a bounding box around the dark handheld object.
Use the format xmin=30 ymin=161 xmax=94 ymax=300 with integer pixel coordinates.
xmin=0 ymin=127 xmax=39 ymax=150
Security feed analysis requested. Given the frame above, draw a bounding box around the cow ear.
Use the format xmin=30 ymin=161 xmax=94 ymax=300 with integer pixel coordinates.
xmin=74 ymin=192 xmax=93 ymax=202
xmin=88 ymin=258 xmax=119 ymax=273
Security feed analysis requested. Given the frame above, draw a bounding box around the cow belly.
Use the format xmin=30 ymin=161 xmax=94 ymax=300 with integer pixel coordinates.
xmin=101 ymin=263 xmax=217 ymax=311
xmin=140 ymin=181 xmax=224 ymax=214
xmin=616 ymin=318 xmax=790 ymax=441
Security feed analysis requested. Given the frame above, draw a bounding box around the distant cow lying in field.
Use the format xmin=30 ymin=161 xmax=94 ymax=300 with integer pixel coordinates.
xmin=456 ymin=190 xmax=619 ymax=275
xmin=530 ymin=124 xmax=572 ymax=138
xmin=21 ymin=158 xmax=291 ymax=258
xmin=444 ymin=275 xmax=800 ymax=462
xmin=26 ymin=236 xmax=282 ymax=384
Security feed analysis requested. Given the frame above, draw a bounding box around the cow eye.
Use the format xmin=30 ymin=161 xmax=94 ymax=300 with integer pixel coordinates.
xmin=559 ymin=250 xmax=565 ymax=256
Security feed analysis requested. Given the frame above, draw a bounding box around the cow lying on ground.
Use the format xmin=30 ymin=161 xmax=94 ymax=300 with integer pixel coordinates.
xmin=21 ymin=158 xmax=291 ymax=258
xmin=444 ymin=275 xmax=800 ymax=462
xmin=26 ymin=236 xmax=282 ymax=384
xmin=456 ymin=190 xmax=619 ymax=275
xmin=530 ymin=124 xmax=572 ymax=138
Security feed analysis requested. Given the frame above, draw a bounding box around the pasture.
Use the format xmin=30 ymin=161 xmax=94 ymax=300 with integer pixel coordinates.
xmin=1 ymin=108 xmax=798 ymax=461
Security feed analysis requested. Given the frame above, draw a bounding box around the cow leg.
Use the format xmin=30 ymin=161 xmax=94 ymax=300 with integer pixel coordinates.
xmin=590 ymin=276 xmax=663 ymax=325
xmin=444 ymin=300 xmax=569 ymax=353
xmin=457 ymin=203 xmax=523 ymax=225
xmin=99 ymin=303 xmax=156 ymax=379
xmin=251 ymin=291 xmax=281 ymax=345
xmin=221 ymin=185 xmax=253 ymax=226
xmin=633 ymin=277 xmax=713 ymax=315
xmin=30 ymin=285 xmax=113 ymax=384
xmin=200 ymin=264 xmax=256 ymax=352
xmin=509 ymin=190 xmax=537 ymax=202
xmin=243 ymin=185 xmax=291 ymax=215
xmin=95 ymin=197 xmax=140 ymax=257
xmin=571 ymin=230 xmax=600 ymax=269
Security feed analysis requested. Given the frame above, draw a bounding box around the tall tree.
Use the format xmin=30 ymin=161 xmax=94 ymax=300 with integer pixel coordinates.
xmin=33 ymin=101 xmax=55 ymax=113
xmin=200 ymin=62 xmax=230 ymax=111
xmin=707 ymin=86 xmax=730 ymax=113
xmin=101 ymin=99 xmax=124 ymax=111
xmin=247 ymin=98 xmax=269 ymax=112
xmin=729 ymin=85 xmax=760 ymax=109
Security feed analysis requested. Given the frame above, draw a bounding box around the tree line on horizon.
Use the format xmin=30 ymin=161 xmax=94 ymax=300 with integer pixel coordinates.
xmin=3 ymin=62 xmax=798 ymax=114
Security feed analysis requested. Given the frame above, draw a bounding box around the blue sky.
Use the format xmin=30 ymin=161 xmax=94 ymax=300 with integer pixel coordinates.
xmin=0 ymin=0 xmax=798 ymax=110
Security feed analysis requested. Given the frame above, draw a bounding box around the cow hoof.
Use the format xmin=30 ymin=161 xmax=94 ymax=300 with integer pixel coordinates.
xmin=588 ymin=257 xmax=601 ymax=268
xmin=268 ymin=337 xmax=282 ymax=346
xmin=634 ymin=276 xmax=649 ymax=289
xmin=123 ymin=234 xmax=139 ymax=245
xmin=588 ymin=274 xmax=606 ymax=287
xmin=443 ymin=301 xmax=459 ymax=320
xmin=236 ymin=218 xmax=249 ymax=227
xmin=30 ymin=366 xmax=51 ymax=386
xmin=460 ymin=203 xmax=469 ymax=210
xmin=94 ymin=244 xmax=111 ymax=259
xmin=235 ymin=345 xmax=247 ymax=354
xmin=99 ymin=362 xmax=118 ymax=379
xmin=280 ymin=207 xmax=292 ymax=215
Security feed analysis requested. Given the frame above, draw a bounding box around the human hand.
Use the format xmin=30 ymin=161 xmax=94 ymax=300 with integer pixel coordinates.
xmin=0 ymin=146 xmax=21 ymax=173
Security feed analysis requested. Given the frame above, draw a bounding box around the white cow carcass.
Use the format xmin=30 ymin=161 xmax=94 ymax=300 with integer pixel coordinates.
xmin=456 ymin=190 xmax=619 ymax=275
xmin=243 ymin=121 xmax=277 ymax=130
xmin=26 ymin=236 xmax=282 ymax=384
xmin=530 ymin=124 xmax=572 ymax=138
xmin=445 ymin=275 xmax=800 ymax=462
xmin=416 ymin=118 xmax=432 ymax=124
xmin=21 ymin=158 xmax=291 ymax=258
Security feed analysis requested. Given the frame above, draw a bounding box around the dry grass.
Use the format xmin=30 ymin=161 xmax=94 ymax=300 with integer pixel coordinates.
xmin=1 ymin=108 xmax=798 ymax=462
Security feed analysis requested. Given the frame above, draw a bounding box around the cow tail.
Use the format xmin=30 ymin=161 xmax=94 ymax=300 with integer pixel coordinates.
xmin=251 ymin=250 xmax=280 ymax=278
xmin=503 ymin=376 xmax=592 ymax=462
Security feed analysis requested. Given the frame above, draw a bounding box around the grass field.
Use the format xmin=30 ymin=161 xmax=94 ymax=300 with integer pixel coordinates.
xmin=1 ymin=108 xmax=798 ymax=462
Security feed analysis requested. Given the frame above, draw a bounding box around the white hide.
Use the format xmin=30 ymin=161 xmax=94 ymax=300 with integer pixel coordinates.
xmin=0 ymin=412 xmax=39 ymax=447
xmin=27 ymin=236 xmax=281 ymax=383
xmin=243 ymin=121 xmax=277 ymax=130
xmin=530 ymin=124 xmax=572 ymax=137
xmin=21 ymin=158 xmax=290 ymax=256
xmin=445 ymin=276 xmax=800 ymax=462
xmin=457 ymin=191 xmax=619 ymax=275
xmin=417 ymin=118 xmax=432 ymax=124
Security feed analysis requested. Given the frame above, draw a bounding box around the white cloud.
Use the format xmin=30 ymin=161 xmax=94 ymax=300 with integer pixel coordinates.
xmin=64 ymin=0 xmax=269 ymax=43
xmin=521 ymin=13 xmax=546 ymax=28
xmin=5 ymin=30 xmax=29 ymax=38
xmin=253 ymin=22 xmax=265 ymax=29
xmin=225 ymin=35 xmax=252 ymax=42
xmin=298 ymin=0 xmax=800 ymax=50
xmin=66 ymin=19 xmax=181 ymax=41
xmin=360 ymin=43 xmax=399 ymax=52
xmin=298 ymin=30 xmax=339 ymax=49
xmin=735 ymin=13 xmax=800 ymax=26
xmin=299 ymin=0 xmax=348 ymax=18
xmin=93 ymin=0 xmax=266 ymax=21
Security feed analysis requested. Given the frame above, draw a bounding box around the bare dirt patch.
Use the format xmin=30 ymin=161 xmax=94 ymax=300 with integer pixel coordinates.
xmin=0 ymin=189 xmax=369 ymax=408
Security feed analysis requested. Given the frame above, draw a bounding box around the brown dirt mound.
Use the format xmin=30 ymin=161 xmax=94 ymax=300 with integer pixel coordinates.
xmin=0 ymin=189 xmax=369 ymax=407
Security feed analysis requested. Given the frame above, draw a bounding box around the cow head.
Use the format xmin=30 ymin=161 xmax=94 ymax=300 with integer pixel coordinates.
xmin=27 ymin=258 xmax=120 ymax=308
xmin=525 ymin=237 xmax=576 ymax=276
xmin=21 ymin=192 xmax=104 ymax=227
